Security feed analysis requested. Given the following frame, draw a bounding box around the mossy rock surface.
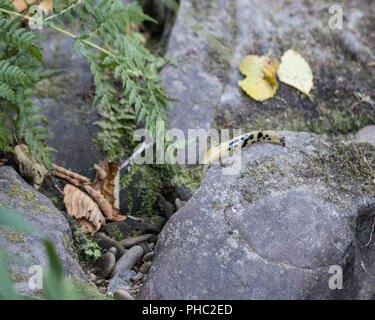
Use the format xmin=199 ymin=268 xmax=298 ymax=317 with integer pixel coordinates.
xmin=69 ymin=278 xmax=110 ymax=300
xmin=160 ymin=0 xmax=374 ymax=138
xmin=139 ymin=131 xmax=375 ymax=299
xmin=0 ymin=166 xmax=89 ymax=298
xmin=120 ymin=164 xmax=162 ymax=216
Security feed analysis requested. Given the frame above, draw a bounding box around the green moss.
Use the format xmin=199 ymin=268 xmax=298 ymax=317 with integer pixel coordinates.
xmin=215 ymin=98 xmax=375 ymax=137
xmin=1 ymin=227 xmax=25 ymax=243
xmin=68 ymin=278 xmax=111 ymax=300
xmin=34 ymin=72 xmax=77 ymax=103
xmin=239 ymin=140 xmax=375 ymax=207
xmin=239 ymin=157 xmax=281 ymax=204
xmin=111 ymin=225 xmax=123 ymax=242
xmin=11 ymin=273 xmax=29 ymax=283
xmin=4 ymin=181 xmax=56 ymax=215
xmin=175 ymin=165 xmax=204 ymax=194
xmin=120 ymin=164 xmax=162 ymax=216
xmin=312 ymin=142 xmax=375 ymax=196
xmin=62 ymin=234 xmax=74 ymax=256
xmin=150 ymin=215 xmax=166 ymax=227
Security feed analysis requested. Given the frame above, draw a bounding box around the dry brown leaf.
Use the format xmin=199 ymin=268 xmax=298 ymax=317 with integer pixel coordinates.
xmin=0 ymin=158 xmax=8 ymax=167
xmin=53 ymin=163 xmax=91 ymax=188
xmin=83 ymin=184 xmax=115 ymax=220
xmin=90 ymin=160 xmax=125 ymax=221
xmin=14 ymin=144 xmax=48 ymax=190
xmin=63 ymin=184 xmax=106 ymax=235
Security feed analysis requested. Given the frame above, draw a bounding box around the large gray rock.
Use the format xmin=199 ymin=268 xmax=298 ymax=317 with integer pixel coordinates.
xmin=354 ymin=126 xmax=375 ymax=147
xmin=34 ymin=27 xmax=104 ymax=179
xmin=137 ymin=0 xmax=375 ymax=299
xmin=0 ymin=166 xmax=87 ymax=298
xmin=161 ymin=0 xmax=375 ymax=138
xmin=138 ymin=132 xmax=375 ymax=299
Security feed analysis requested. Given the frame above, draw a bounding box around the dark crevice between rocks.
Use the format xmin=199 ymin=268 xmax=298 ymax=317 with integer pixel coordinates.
xmin=142 ymin=0 xmax=180 ymax=57
xmin=355 ymin=202 xmax=375 ymax=287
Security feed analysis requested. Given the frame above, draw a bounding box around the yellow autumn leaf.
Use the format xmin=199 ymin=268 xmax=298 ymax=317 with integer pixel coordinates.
xmin=14 ymin=0 xmax=54 ymax=13
xmin=277 ymin=49 xmax=313 ymax=97
xmin=238 ymin=55 xmax=278 ymax=102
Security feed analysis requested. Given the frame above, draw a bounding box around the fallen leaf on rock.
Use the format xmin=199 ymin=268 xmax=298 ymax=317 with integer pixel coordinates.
xmin=277 ymin=49 xmax=313 ymax=97
xmin=14 ymin=0 xmax=54 ymax=13
xmin=63 ymin=184 xmax=106 ymax=235
xmin=238 ymin=54 xmax=278 ymax=101
xmin=14 ymin=144 xmax=48 ymax=190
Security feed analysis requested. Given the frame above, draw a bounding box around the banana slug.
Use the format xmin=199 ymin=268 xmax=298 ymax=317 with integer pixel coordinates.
xmin=202 ymin=131 xmax=285 ymax=166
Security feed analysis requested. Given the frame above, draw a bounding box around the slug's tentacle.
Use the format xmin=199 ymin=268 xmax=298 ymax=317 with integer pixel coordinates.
xmin=202 ymin=131 xmax=285 ymax=166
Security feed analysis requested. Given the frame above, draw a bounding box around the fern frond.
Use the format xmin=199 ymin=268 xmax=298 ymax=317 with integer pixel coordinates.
xmin=0 ymin=6 xmax=52 ymax=169
xmin=0 ymin=0 xmax=174 ymax=170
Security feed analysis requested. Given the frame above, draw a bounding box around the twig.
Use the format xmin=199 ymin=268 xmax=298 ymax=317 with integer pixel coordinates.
xmin=53 ymin=164 xmax=91 ymax=183
xmin=119 ymin=234 xmax=154 ymax=249
xmin=48 ymin=175 xmax=65 ymax=196
xmin=364 ymin=216 xmax=375 ymax=248
xmin=119 ymin=141 xmax=153 ymax=172
xmin=127 ymin=215 xmax=145 ymax=222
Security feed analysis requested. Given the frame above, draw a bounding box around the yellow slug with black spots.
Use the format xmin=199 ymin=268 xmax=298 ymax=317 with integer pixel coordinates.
xmin=202 ymin=131 xmax=285 ymax=166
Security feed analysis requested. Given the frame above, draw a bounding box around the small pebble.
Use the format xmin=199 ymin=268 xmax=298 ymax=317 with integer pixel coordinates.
xmin=111 ymin=245 xmax=144 ymax=277
xmin=143 ymin=251 xmax=154 ymax=262
xmin=139 ymin=261 xmax=152 ymax=274
xmin=113 ymin=289 xmax=135 ymax=300
xmin=174 ymin=198 xmax=186 ymax=210
xmin=89 ymin=273 xmax=97 ymax=282
xmin=130 ymin=272 xmax=144 ymax=284
xmin=95 ymin=248 xmax=117 ymax=278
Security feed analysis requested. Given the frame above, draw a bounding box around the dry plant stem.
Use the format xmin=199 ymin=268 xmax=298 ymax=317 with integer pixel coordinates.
xmin=83 ymin=184 xmax=114 ymax=219
xmin=54 ymin=172 xmax=83 ymax=188
xmin=48 ymin=175 xmax=65 ymax=196
xmin=119 ymin=141 xmax=153 ymax=172
xmin=53 ymin=164 xmax=91 ymax=184
xmin=127 ymin=215 xmax=145 ymax=222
